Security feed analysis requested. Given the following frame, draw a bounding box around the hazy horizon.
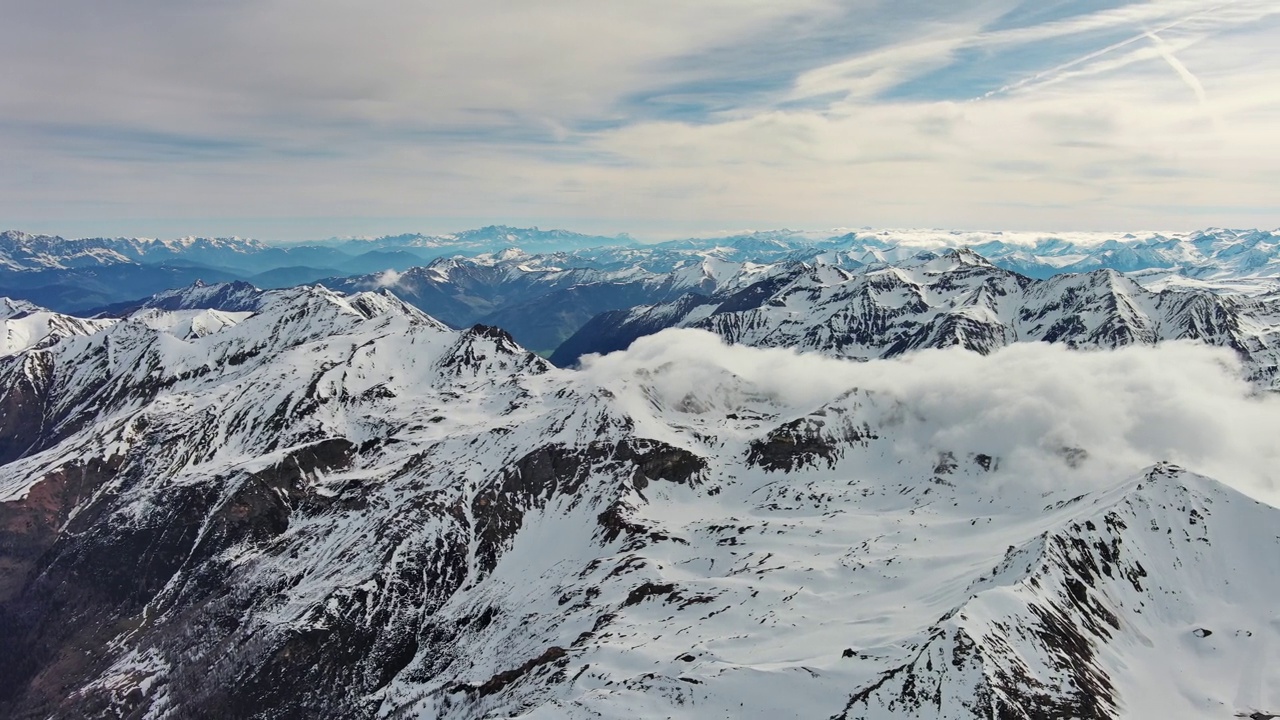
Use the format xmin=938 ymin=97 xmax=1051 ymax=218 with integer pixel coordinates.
xmin=6 ymin=220 xmax=1279 ymax=247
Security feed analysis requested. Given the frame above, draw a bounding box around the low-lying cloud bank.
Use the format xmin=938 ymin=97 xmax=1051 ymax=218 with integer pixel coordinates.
xmin=579 ymin=329 xmax=1280 ymax=507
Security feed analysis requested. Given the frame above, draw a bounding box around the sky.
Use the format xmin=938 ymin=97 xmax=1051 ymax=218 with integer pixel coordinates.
xmin=2 ymin=0 xmax=1279 ymax=242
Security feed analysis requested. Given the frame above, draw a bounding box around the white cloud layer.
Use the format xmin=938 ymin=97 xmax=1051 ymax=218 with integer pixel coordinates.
xmin=580 ymin=330 xmax=1280 ymax=507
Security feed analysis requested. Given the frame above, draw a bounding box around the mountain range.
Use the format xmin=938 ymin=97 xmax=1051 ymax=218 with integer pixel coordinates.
xmin=1 ymin=227 xmax=1279 ymax=719
xmin=0 ymin=229 xmax=556 ymax=313
xmin=552 ymin=249 xmax=1280 ymax=390
xmin=1 ymin=283 xmax=1277 ymax=719
xmin=4 ymin=226 xmax=1279 ymax=316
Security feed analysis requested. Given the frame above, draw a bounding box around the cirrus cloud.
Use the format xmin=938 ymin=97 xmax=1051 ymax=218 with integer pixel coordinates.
xmin=1 ymin=0 xmax=1277 ymax=240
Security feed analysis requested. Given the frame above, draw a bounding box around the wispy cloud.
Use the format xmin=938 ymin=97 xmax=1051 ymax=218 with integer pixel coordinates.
xmin=1143 ymin=29 xmax=1224 ymax=133
xmin=1 ymin=0 xmax=1277 ymax=239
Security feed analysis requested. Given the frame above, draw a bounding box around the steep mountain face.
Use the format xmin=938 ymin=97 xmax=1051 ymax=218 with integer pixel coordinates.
xmin=554 ymin=250 xmax=1280 ymax=388
xmin=0 ymin=288 xmax=1277 ymax=719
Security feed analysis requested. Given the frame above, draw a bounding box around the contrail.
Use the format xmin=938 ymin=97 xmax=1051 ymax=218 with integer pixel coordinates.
xmin=1144 ymin=29 xmax=1225 ymax=133
xmin=975 ymin=0 xmax=1241 ymax=102
xmin=976 ymin=29 xmax=1159 ymax=100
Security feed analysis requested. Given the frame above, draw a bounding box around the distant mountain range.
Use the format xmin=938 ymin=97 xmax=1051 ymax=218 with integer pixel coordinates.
xmin=5 ymin=225 xmax=1279 ymax=298
xmin=0 ymin=226 xmax=632 ymax=274
xmin=0 ymin=227 xmax=636 ymax=313
xmin=4 ymin=226 xmax=1279 ymax=348
xmin=324 ymin=225 xmax=632 ymax=254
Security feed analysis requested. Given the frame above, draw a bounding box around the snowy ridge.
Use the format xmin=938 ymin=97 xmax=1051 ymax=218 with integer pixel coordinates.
xmin=557 ymin=251 xmax=1280 ymax=388
xmin=103 ymin=279 xmax=267 ymax=315
xmin=0 ymin=298 xmax=47 ymax=320
xmin=824 ymin=462 xmax=1280 ymax=720
xmin=343 ymin=247 xmax=770 ymax=300
xmin=648 ymin=227 xmax=1280 ymax=293
xmin=0 ymin=284 xmax=1277 ymax=718
xmin=0 ymin=297 xmax=116 ymax=356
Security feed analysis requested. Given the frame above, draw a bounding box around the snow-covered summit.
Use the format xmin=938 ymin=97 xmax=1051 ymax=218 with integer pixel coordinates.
xmin=0 ymin=297 xmax=44 ymax=320
xmin=0 ymin=300 xmax=115 ymax=356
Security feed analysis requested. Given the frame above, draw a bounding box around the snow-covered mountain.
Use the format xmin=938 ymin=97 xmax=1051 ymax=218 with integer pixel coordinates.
xmin=0 ymin=286 xmax=1278 ymax=719
xmin=0 ymin=300 xmax=116 ymax=356
xmin=643 ymin=227 xmax=1280 ymax=293
xmin=0 ymin=230 xmax=268 ymax=272
xmin=808 ymin=228 xmax=1280 ymax=293
xmin=75 ymin=246 xmax=766 ymax=355
xmin=555 ymin=250 xmax=1280 ymax=389
xmin=91 ymin=279 xmax=268 ymax=317
xmin=325 ymin=249 xmax=771 ymax=354
xmin=0 ymin=298 xmax=43 ymax=319
xmin=324 ymin=228 xmax=1280 ymax=362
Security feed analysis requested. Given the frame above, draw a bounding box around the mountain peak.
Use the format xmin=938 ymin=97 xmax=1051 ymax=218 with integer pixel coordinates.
xmin=434 ymin=324 xmax=551 ymax=378
xmin=947 ymin=247 xmax=994 ymax=266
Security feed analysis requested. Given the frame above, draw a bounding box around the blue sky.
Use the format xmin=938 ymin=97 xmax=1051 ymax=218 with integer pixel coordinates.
xmin=2 ymin=0 xmax=1278 ymax=241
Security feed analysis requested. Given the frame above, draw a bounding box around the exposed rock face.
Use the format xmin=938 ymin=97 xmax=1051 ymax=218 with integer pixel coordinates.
xmin=0 ymin=457 xmax=124 ymax=603
xmin=747 ymin=407 xmax=879 ymax=472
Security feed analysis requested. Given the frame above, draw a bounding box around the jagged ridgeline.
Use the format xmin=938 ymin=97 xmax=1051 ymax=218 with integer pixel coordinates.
xmin=5 ymin=227 xmax=1280 ymax=359
xmin=0 ymin=279 xmax=1278 ymax=718
xmin=553 ymin=250 xmax=1280 ymax=387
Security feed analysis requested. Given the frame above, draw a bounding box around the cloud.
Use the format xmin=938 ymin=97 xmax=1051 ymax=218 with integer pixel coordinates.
xmin=1 ymin=0 xmax=1278 ymax=238
xmin=1142 ymin=29 xmax=1224 ymax=133
xmin=373 ymin=269 xmax=403 ymax=289
xmin=0 ymin=0 xmax=833 ymax=141
xmin=579 ymin=330 xmax=1280 ymax=506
